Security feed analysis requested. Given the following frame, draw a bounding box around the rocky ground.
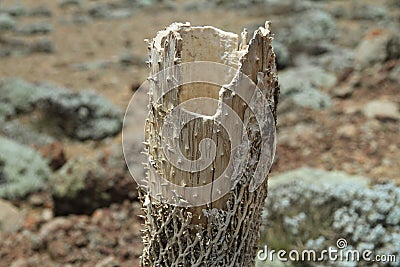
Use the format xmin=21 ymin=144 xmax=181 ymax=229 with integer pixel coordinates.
xmin=0 ymin=0 xmax=399 ymax=266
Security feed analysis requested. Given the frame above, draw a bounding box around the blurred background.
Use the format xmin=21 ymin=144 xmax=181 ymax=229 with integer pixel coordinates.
xmin=0 ymin=0 xmax=399 ymax=266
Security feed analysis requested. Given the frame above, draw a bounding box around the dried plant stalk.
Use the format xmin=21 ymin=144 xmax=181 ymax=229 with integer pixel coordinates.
xmin=141 ymin=22 xmax=279 ymax=267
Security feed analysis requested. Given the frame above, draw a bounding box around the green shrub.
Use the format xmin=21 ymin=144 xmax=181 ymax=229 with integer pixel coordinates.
xmin=259 ymin=168 xmax=399 ymax=267
xmin=0 ymin=137 xmax=51 ymax=199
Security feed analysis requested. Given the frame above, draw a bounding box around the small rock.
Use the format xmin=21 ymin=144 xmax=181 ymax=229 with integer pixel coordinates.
xmin=16 ymin=22 xmax=53 ymax=36
xmin=332 ymin=73 xmax=359 ymax=99
xmin=28 ymin=194 xmax=46 ymax=207
xmin=0 ymin=13 xmax=16 ymax=33
xmin=24 ymin=214 xmax=40 ymax=231
xmin=0 ymin=199 xmax=24 ymax=233
xmin=48 ymin=240 xmax=70 ymax=259
xmin=41 ymin=209 xmax=54 ymax=222
xmin=362 ymin=100 xmax=400 ymax=121
xmin=354 ymin=29 xmax=400 ymax=70
xmin=95 ymin=256 xmax=119 ymax=267
xmin=37 ymin=142 xmax=67 ymax=171
xmin=39 ymin=217 xmax=73 ymax=239
xmin=51 ymin=147 xmax=138 ymax=215
xmin=278 ymin=123 xmax=317 ymax=148
xmin=336 ymin=67 xmax=354 ymax=84
xmin=10 ymin=259 xmax=29 ymax=267
xmin=337 ymin=124 xmax=357 ymax=138
xmin=333 ymin=84 xmax=354 ymax=98
xmin=28 ymin=232 xmax=44 ymax=251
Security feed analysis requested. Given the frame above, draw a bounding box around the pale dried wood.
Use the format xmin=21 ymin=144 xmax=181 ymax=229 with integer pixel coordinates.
xmin=141 ymin=21 xmax=279 ymax=267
